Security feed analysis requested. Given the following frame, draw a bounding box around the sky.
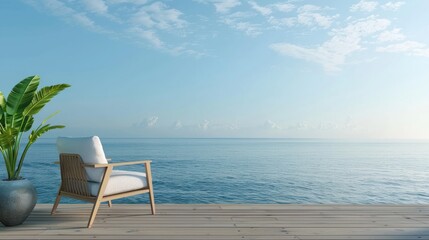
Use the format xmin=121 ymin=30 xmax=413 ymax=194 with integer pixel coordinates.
xmin=1 ymin=0 xmax=429 ymax=139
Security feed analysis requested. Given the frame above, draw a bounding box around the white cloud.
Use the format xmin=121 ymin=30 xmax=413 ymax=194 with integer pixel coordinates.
xmin=199 ymin=120 xmax=210 ymax=130
xmin=174 ymin=120 xmax=183 ymax=129
xmin=169 ymin=46 xmax=206 ymax=58
xmin=266 ymin=4 xmax=337 ymax=29
xmin=377 ymin=41 xmax=429 ymax=57
xmin=288 ymin=122 xmax=309 ymax=130
xmin=221 ymin=12 xmax=261 ymax=36
xmin=146 ymin=116 xmax=159 ymax=127
xmin=133 ymin=116 xmax=159 ymax=128
xmin=299 ymin=4 xmax=322 ymax=12
xmin=73 ymin=13 xmax=98 ymax=29
xmin=132 ymin=2 xmax=186 ymax=30
xmin=249 ymin=1 xmax=271 ymax=16
xmin=265 ymin=120 xmax=281 ymax=130
xmin=213 ymin=0 xmax=241 ymax=13
xmin=271 ymin=16 xmax=391 ymax=71
xmin=30 ymin=0 xmax=202 ymax=56
xmin=382 ymin=1 xmax=405 ymax=11
xmin=41 ymin=0 xmax=100 ymax=30
xmin=42 ymin=0 xmax=74 ymax=15
xmin=229 ymin=21 xmax=261 ymax=36
xmin=297 ymin=5 xmax=337 ymax=29
xmin=129 ymin=27 xmax=164 ymax=48
xmin=107 ymin=0 xmax=148 ymax=4
xmin=268 ymin=16 xmax=295 ymax=28
xmin=377 ymin=28 xmax=405 ymax=42
xmin=272 ymin=3 xmax=295 ymax=13
xmin=350 ymin=0 xmax=378 ymax=12
xmin=82 ymin=0 xmax=108 ymax=15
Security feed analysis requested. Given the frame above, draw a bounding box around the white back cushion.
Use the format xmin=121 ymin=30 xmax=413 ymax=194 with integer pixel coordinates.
xmin=56 ymin=136 xmax=108 ymax=182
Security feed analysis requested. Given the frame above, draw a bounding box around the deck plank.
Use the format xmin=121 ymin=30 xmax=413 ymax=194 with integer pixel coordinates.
xmin=1 ymin=204 xmax=429 ymax=239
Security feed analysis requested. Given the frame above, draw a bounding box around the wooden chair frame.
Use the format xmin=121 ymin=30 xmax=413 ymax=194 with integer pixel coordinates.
xmin=51 ymin=153 xmax=155 ymax=228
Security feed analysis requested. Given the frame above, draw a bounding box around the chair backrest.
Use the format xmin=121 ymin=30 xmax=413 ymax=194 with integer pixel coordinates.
xmin=59 ymin=153 xmax=92 ymax=197
xmin=56 ymin=136 xmax=108 ymax=182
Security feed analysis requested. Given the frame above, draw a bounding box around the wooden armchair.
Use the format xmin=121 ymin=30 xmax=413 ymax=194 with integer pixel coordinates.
xmin=51 ymin=136 xmax=155 ymax=228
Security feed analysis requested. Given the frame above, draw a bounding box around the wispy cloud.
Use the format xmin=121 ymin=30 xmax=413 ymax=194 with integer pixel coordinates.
xmin=212 ymin=0 xmax=241 ymax=13
xmin=131 ymin=2 xmax=186 ymax=30
xmin=350 ymin=0 xmax=378 ymax=12
xmin=264 ymin=120 xmax=281 ymax=130
xmin=174 ymin=120 xmax=183 ymax=129
xmin=28 ymin=0 xmax=204 ymax=56
xmin=225 ymin=2 xmax=337 ymax=36
xmin=377 ymin=28 xmax=405 ymax=42
xmin=248 ymin=2 xmax=295 ymax=16
xmin=27 ymin=0 xmax=426 ymax=68
xmin=221 ymin=11 xmax=261 ymax=37
xmin=296 ymin=4 xmax=338 ymax=29
xmin=146 ymin=116 xmax=159 ymax=127
xmin=263 ymin=4 xmax=337 ymax=29
xmin=133 ymin=116 xmax=159 ymax=128
xmin=107 ymin=0 xmax=148 ymax=4
xmin=377 ymin=41 xmax=429 ymax=57
xmin=270 ymin=16 xmax=390 ymax=72
xmin=199 ymin=120 xmax=210 ymax=130
xmin=127 ymin=1 xmax=187 ymax=49
xmin=129 ymin=27 xmax=164 ymax=48
xmin=272 ymin=3 xmax=295 ymax=13
xmin=288 ymin=122 xmax=309 ymax=130
xmin=267 ymin=17 xmax=295 ymax=28
xmin=38 ymin=0 xmax=102 ymax=31
xmin=82 ymin=0 xmax=108 ymax=15
xmin=249 ymin=1 xmax=271 ymax=16
xmin=382 ymin=1 xmax=405 ymax=11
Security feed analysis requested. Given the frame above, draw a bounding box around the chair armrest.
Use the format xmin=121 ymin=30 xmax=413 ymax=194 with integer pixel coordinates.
xmin=109 ymin=160 xmax=152 ymax=167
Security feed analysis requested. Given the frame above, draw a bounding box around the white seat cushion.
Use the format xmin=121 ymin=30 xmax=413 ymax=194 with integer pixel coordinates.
xmin=88 ymin=170 xmax=148 ymax=196
xmin=56 ymin=136 xmax=108 ymax=182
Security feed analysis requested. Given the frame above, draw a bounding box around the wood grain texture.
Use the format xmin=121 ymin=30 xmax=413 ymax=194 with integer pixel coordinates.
xmin=1 ymin=204 xmax=429 ymax=239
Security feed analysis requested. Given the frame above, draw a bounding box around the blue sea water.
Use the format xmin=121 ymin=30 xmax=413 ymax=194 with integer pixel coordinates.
xmin=4 ymin=138 xmax=429 ymax=204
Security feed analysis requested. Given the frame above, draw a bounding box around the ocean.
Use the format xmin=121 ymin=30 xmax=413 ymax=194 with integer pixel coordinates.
xmin=5 ymin=138 xmax=429 ymax=204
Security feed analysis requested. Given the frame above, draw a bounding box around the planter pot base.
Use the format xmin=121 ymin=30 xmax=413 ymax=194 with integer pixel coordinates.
xmin=0 ymin=179 xmax=37 ymax=226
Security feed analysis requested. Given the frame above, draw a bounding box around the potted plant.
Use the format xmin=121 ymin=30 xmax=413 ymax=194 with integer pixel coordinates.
xmin=0 ymin=75 xmax=70 ymax=226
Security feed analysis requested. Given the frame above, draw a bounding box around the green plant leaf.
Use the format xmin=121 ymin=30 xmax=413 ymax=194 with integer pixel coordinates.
xmin=0 ymin=116 xmax=4 ymax=129
xmin=0 ymin=91 xmax=5 ymax=111
xmin=21 ymin=116 xmax=34 ymax=132
xmin=0 ymin=91 xmax=5 ymax=123
xmin=5 ymin=113 xmax=23 ymax=129
xmin=41 ymin=110 xmax=60 ymax=125
xmin=6 ymin=76 xmax=40 ymax=115
xmin=0 ymin=127 xmax=18 ymax=150
xmin=29 ymin=124 xmax=65 ymax=143
xmin=1 ymin=76 xmax=69 ymax=180
xmin=23 ymin=84 xmax=70 ymax=116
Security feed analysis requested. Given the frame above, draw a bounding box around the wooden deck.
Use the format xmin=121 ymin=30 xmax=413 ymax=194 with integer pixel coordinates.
xmin=1 ymin=204 xmax=429 ymax=239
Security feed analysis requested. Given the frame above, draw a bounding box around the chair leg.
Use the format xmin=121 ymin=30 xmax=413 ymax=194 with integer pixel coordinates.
xmin=149 ymin=189 xmax=156 ymax=215
xmin=88 ymin=165 xmax=112 ymax=228
xmin=108 ymin=200 xmax=112 ymax=208
xmin=51 ymin=191 xmax=62 ymax=215
xmin=87 ymin=200 xmax=102 ymax=228
xmin=145 ymin=162 xmax=156 ymax=215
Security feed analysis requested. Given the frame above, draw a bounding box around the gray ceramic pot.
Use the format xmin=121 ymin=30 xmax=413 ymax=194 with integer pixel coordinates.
xmin=0 ymin=179 xmax=37 ymax=226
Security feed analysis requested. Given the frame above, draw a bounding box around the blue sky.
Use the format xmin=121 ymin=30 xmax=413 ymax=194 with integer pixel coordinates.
xmin=1 ymin=0 xmax=429 ymax=138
